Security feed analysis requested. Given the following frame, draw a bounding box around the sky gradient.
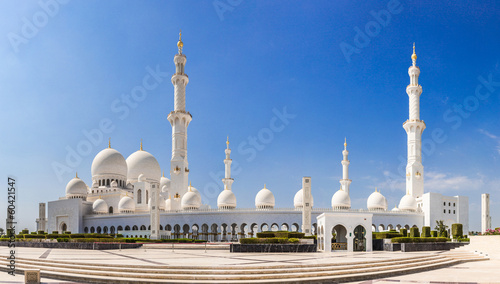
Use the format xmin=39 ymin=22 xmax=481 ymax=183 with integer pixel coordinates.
xmin=0 ymin=0 xmax=499 ymax=232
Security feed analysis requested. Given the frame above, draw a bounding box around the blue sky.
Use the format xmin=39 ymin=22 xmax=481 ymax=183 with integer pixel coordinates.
xmin=0 ymin=0 xmax=499 ymax=232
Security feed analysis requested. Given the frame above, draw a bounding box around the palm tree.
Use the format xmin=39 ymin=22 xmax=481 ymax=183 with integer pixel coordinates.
xmin=435 ymin=220 xmax=448 ymax=236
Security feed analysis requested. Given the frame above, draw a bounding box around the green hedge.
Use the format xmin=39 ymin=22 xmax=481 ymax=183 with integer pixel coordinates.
xmin=70 ymin=238 xmax=122 ymax=243
xmin=410 ymin=227 xmax=420 ymax=238
xmin=256 ymin=231 xmax=305 ymax=239
xmin=288 ymin=238 xmax=299 ymax=243
xmin=23 ymin=234 xmax=45 ymax=239
xmin=430 ymin=230 xmax=438 ymax=237
xmin=373 ymin=232 xmax=403 ymax=239
xmin=240 ymin=238 xmax=290 ymax=244
xmin=452 ymin=224 xmax=463 ymax=239
xmin=391 ymin=237 xmax=448 ymax=243
xmin=421 ymin=226 xmax=431 ymax=238
xmin=302 ymin=235 xmax=317 ymax=240
xmin=400 ymin=228 xmax=407 ymax=236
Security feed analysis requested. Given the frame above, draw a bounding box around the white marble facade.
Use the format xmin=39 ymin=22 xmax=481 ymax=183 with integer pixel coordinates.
xmin=42 ymin=38 xmax=469 ymax=252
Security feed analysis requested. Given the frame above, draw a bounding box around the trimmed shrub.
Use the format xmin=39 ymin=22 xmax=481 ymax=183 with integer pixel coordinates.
xmin=21 ymin=229 xmax=29 ymax=234
xmin=240 ymin=238 xmax=260 ymax=244
xmin=400 ymin=228 xmax=407 ymax=236
xmin=23 ymin=234 xmax=45 ymax=239
xmin=303 ymin=235 xmax=316 ymax=240
xmin=256 ymin=232 xmax=275 ymax=238
xmin=193 ymin=239 xmax=207 ymax=243
xmin=452 ymin=224 xmax=463 ymax=239
xmin=430 ymin=230 xmax=438 ymax=237
xmin=288 ymin=238 xmax=299 ymax=243
xmin=440 ymin=230 xmax=448 ymax=238
xmin=373 ymin=232 xmax=403 ymax=239
xmin=421 ymin=226 xmax=431 ymax=238
xmin=410 ymin=227 xmax=420 ymax=238
xmin=52 ymin=231 xmax=58 ymax=234
xmin=37 ymin=231 xmax=45 ymax=234
xmin=391 ymin=237 xmax=448 ymax=243
xmin=30 ymin=232 xmax=37 ymax=235
xmin=116 ymin=234 xmax=124 ymax=238
xmin=56 ymin=238 xmax=69 ymax=242
xmin=64 ymin=231 xmax=72 ymax=234
xmin=69 ymin=234 xmax=85 ymax=238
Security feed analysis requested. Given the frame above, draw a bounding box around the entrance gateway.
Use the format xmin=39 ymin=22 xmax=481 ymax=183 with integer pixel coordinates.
xmin=316 ymin=213 xmax=373 ymax=252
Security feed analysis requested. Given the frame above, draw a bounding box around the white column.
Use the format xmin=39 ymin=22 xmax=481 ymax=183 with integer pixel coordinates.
xmin=404 ymin=44 xmax=425 ymax=198
xmin=150 ymin=183 xmax=160 ymax=239
xmin=482 ymin=193 xmax=491 ymax=233
xmin=302 ymin=177 xmax=312 ymax=236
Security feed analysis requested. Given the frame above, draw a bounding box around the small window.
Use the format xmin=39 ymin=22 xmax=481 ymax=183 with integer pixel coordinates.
xmin=448 ymin=202 xmax=451 ymax=206
xmin=443 ymin=202 xmax=446 ymax=206
xmin=444 ymin=209 xmax=446 ymax=213
xmin=453 ymin=203 xmax=456 ymax=207
xmin=449 ymin=210 xmax=451 ymax=213
xmin=453 ymin=210 xmax=456 ymax=214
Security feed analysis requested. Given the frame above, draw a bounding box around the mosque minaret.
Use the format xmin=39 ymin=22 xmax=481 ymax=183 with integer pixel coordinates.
xmin=340 ymin=138 xmax=351 ymax=194
xmin=223 ymin=137 xmax=234 ymax=191
xmin=403 ymin=44 xmax=425 ymax=199
xmin=168 ymin=30 xmax=192 ymax=198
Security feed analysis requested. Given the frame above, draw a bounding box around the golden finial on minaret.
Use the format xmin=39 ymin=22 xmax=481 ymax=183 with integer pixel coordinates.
xmin=140 ymin=139 xmax=143 ymax=151
xmin=108 ymin=137 xmax=111 ymax=148
xmin=162 ymin=171 xmax=165 ymax=177
xmin=411 ymin=42 xmax=417 ymax=65
xmin=177 ymin=29 xmax=183 ymax=54
xmin=344 ymin=137 xmax=347 ymax=149
xmin=226 ymin=136 xmax=230 ymax=148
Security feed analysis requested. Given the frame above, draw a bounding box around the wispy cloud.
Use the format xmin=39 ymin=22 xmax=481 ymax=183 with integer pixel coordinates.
xmin=425 ymin=171 xmax=481 ymax=192
xmin=478 ymin=129 xmax=500 ymax=155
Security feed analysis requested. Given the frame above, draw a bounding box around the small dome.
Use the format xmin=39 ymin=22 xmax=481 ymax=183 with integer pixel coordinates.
xmin=217 ymin=189 xmax=236 ymax=209
xmin=126 ymin=150 xmax=161 ymax=183
xmin=367 ymin=190 xmax=388 ymax=211
xmin=399 ymin=194 xmax=417 ymax=212
xmin=188 ymin=183 xmax=199 ymax=194
xmin=65 ymin=176 xmax=88 ymax=198
xmin=255 ymin=185 xmax=275 ymax=209
xmin=138 ymin=174 xmax=145 ymax=182
xmin=91 ymin=148 xmax=127 ymax=178
xmin=331 ymin=189 xmax=351 ymax=210
xmin=118 ymin=196 xmax=135 ymax=213
xmin=160 ymin=175 xmax=171 ymax=192
xmin=294 ymin=188 xmax=314 ymax=208
xmin=391 ymin=205 xmax=400 ymax=212
xmin=110 ymin=180 xmax=118 ymax=188
xmin=181 ymin=190 xmax=201 ymax=210
xmin=165 ymin=197 xmax=172 ymax=211
xmin=93 ymin=198 xmax=108 ymax=214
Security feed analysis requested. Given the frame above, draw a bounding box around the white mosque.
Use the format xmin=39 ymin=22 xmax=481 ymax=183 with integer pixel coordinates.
xmin=37 ymin=35 xmax=469 ymax=252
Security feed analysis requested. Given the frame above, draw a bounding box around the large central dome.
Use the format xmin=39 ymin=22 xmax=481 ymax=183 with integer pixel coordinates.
xmin=126 ymin=149 xmax=161 ymax=183
xmin=91 ymin=148 xmax=127 ymax=178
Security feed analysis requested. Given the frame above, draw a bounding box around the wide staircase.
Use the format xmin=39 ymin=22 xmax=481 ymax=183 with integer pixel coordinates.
xmin=0 ymin=249 xmax=488 ymax=283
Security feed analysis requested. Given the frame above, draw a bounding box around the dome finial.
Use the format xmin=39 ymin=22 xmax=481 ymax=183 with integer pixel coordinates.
xmin=375 ymin=187 xmax=378 ymax=193
xmin=411 ymin=42 xmax=417 ymax=66
xmin=140 ymin=139 xmax=143 ymax=151
xmin=108 ymin=137 xmax=111 ymax=148
xmin=177 ymin=29 xmax=183 ymax=54
xmin=264 ymin=184 xmax=267 ymax=189
xmin=162 ymin=171 xmax=164 ymax=177
xmin=75 ymin=172 xmax=78 ymax=178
